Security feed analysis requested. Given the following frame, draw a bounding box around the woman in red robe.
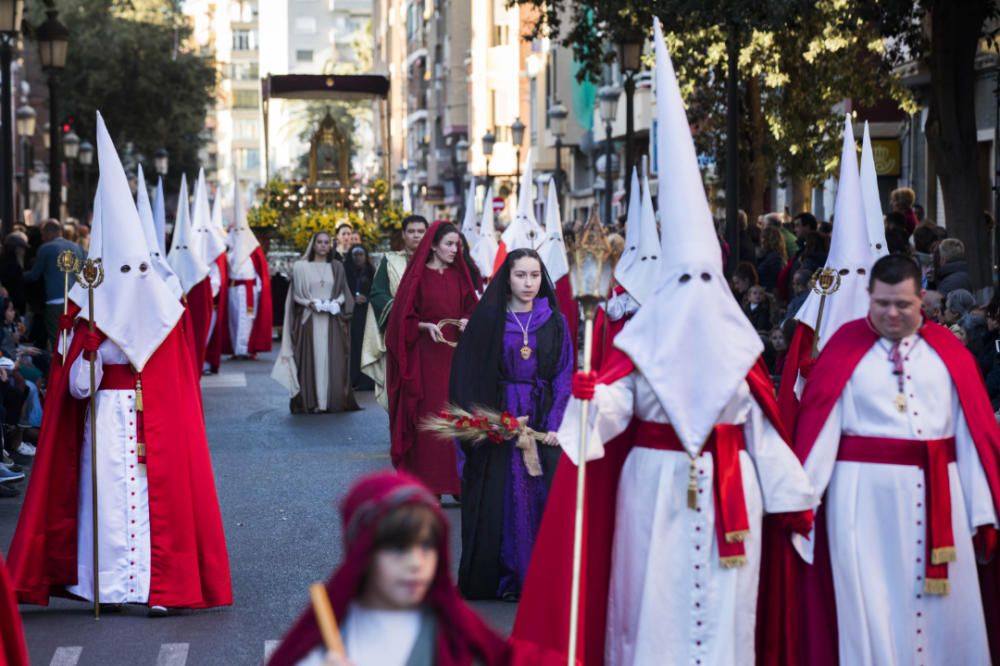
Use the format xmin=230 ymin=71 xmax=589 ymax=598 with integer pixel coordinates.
xmin=386 ymin=221 xmax=477 ymax=496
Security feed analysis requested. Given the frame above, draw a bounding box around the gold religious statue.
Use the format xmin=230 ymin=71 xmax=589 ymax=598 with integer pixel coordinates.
xmin=308 ymin=111 xmax=351 ymax=190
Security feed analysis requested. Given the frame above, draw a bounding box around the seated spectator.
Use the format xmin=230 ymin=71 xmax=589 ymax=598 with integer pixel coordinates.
xmin=756 ymin=226 xmax=787 ymax=290
xmin=783 ymin=268 xmax=813 ymax=323
xmin=942 ymin=289 xmax=975 ymax=326
xmin=743 ymin=285 xmax=772 ymax=331
xmin=934 ymin=238 xmax=973 ymax=296
xmin=731 ymin=261 xmax=759 ymax=304
xmin=922 ymin=290 xmax=944 ymax=323
xmin=890 ymin=187 xmax=918 ymax=234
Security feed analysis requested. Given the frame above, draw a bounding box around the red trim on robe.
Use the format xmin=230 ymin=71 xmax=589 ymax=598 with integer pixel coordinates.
xmin=6 ymin=319 xmax=232 ymax=609
xmin=777 ymin=322 xmax=814 ymax=428
xmin=784 ymin=317 xmax=1000 ymax=665
xmin=186 ymin=277 xmax=214 ymax=373
xmin=205 ymin=255 xmax=229 ymax=373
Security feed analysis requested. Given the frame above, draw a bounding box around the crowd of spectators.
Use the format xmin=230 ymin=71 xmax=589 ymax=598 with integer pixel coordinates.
xmin=716 ymin=187 xmax=1000 ymax=394
xmin=0 ymin=218 xmax=87 ymax=496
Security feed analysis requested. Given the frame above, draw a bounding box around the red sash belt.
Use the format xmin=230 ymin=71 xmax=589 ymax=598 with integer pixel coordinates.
xmin=230 ymin=279 xmax=255 ymax=314
xmin=98 ymin=364 xmax=147 ymax=465
xmin=838 ymin=434 xmax=958 ymax=595
xmin=634 ymin=420 xmax=750 ymax=567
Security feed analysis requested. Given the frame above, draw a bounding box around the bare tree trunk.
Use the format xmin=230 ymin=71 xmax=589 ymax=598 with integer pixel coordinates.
xmin=924 ymin=0 xmax=991 ymax=287
xmin=790 ymin=177 xmax=811 ymax=214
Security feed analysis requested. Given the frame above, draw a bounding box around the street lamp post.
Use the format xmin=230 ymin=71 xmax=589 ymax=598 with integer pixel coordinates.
xmin=62 ymin=129 xmax=79 ymax=217
xmin=725 ymin=24 xmax=740 ymax=276
xmin=0 ymin=0 xmax=24 ymax=236
xmin=37 ymin=3 xmax=70 ymax=220
xmin=511 ymin=117 xmax=525 ymax=196
xmin=548 ymin=100 xmax=568 ymax=212
xmin=78 ymin=139 xmax=93 ymax=219
xmin=482 ymin=129 xmax=495 ymax=191
xmin=598 ymin=85 xmax=621 ymax=226
xmin=454 ymin=137 xmax=468 ymax=222
xmin=618 ymin=35 xmax=643 ymax=208
xmin=16 ymin=102 xmax=35 ymax=223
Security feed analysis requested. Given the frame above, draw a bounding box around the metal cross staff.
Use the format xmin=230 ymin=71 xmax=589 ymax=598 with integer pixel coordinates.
xmin=809 ymin=266 xmax=842 ymax=357
xmin=56 ymin=250 xmax=80 ymax=362
xmin=75 ymin=257 xmax=104 ymax=619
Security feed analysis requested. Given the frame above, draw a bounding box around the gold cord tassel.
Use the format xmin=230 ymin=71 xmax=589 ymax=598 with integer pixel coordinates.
xmin=719 ymin=555 xmax=747 ymax=568
xmin=134 ymin=376 xmax=144 ymax=413
xmin=725 ymin=530 xmax=750 ymax=544
xmin=687 ymin=461 xmax=698 ymax=509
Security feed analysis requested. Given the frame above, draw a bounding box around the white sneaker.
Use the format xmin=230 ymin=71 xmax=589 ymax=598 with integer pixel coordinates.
xmin=16 ymin=442 xmax=35 ymax=457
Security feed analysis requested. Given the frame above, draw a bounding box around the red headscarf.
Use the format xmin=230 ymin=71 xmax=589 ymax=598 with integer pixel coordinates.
xmin=385 ymin=221 xmax=475 ymax=467
xmin=266 ymin=472 xmax=509 ymax=666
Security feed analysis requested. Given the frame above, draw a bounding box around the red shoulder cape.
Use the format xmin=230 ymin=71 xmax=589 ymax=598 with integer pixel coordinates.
xmin=509 ymin=348 xmax=790 ymax=665
xmin=776 ymin=322 xmax=814 ymax=428
xmin=221 ymin=247 xmax=273 ymax=355
xmin=786 ymin=318 xmax=1000 ymax=665
xmin=0 ymin=552 xmax=27 ymax=666
xmin=205 ymin=255 xmax=229 ymax=372
xmin=6 ymin=319 xmax=232 ymax=608
xmin=555 ymin=276 xmax=579 ymax=363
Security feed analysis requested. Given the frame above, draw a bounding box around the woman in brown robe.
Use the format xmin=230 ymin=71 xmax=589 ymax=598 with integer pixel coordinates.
xmin=271 ymin=231 xmax=360 ymax=413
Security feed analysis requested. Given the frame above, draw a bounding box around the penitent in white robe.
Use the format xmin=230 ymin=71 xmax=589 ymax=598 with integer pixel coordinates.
xmin=65 ymin=337 xmax=151 ymax=603
xmin=558 ymin=372 xmax=815 ymax=666
xmin=227 ymin=256 xmax=261 ymax=356
xmin=794 ymin=332 xmax=997 ymax=665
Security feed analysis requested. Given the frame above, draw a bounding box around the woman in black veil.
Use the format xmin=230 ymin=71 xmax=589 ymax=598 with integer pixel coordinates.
xmin=449 ymin=248 xmax=573 ymax=601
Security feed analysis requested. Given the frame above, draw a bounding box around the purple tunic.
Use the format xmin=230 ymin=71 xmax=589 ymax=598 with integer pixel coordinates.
xmin=497 ymin=297 xmax=573 ymax=597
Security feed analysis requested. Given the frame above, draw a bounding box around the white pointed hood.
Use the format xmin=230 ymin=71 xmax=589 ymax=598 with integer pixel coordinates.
xmin=537 ymin=181 xmax=569 ymax=283
xmin=228 ymin=178 xmax=260 ymax=271
xmin=192 ymin=168 xmax=226 ymax=264
xmin=501 ymin=150 xmax=543 ymax=251
xmin=472 ymin=186 xmax=499 ymax=278
xmin=795 ymin=115 xmax=879 ymax=350
xmin=152 ymin=176 xmax=167 ymax=254
xmin=69 ymin=112 xmax=183 ymax=371
xmin=613 ymin=18 xmax=763 ymax=454
xmin=168 ymin=173 xmax=211 ymax=293
xmin=459 ymin=181 xmax=478 ymax=248
xmin=211 ymin=188 xmax=227 ymax=238
xmin=614 ymin=162 xmax=661 ymax=304
xmin=136 ymin=164 xmax=182 ymax=299
xmin=860 ymin=122 xmax=889 ymax=258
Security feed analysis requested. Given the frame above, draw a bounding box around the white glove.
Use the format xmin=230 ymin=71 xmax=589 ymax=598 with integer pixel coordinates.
xmin=606 ymin=291 xmax=639 ymax=322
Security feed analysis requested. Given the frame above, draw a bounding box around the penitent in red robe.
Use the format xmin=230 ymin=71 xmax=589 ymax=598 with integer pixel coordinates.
xmin=205 ymin=255 xmax=229 ymax=373
xmin=6 ymin=319 xmax=232 ymax=609
xmin=186 ymin=276 xmax=214 ymax=373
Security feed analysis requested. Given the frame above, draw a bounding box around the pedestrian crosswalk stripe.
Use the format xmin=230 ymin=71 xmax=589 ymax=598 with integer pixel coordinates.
xmin=49 ymin=646 xmax=82 ymax=666
xmin=264 ymin=640 xmax=280 ymax=661
xmin=201 ymin=372 xmax=247 ymax=388
xmin=155 ymin=643 xmax=190 ymax=666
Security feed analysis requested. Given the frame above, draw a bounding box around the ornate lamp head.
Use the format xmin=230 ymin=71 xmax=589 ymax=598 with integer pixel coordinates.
xmin=568 ymin=209 xmax=621 ymax=313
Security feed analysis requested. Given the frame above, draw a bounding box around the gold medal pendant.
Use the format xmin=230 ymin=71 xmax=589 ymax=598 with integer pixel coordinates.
xmin=520 ymin=345 xmax=532 ymax=360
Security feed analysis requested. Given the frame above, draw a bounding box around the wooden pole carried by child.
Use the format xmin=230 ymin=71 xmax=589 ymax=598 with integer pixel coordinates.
xmin=309 ymin=583 xmax=346 ymax=658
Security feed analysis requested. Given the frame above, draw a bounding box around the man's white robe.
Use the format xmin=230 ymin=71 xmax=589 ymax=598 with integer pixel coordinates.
xmin=65 ymin=338 xmax=151 ymax=603
xmin=795 ymin=332 xmax=997 ymax=665
xmin=558 ymin=372 xmax=814 ymax=666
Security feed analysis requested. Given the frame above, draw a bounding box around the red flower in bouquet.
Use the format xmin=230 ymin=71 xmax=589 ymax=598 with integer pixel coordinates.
xmin=456 ymin=416 xmax=472 ymax=429
xmin=486 ymin=429 xmax=504 ymax=444
xmin=499 ymin=411 xmax=519 ymax=432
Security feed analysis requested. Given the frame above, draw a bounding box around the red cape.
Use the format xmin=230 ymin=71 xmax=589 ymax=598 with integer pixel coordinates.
xmin=777 ymin=323 xmax=814 ymax=428
xmin=554 ymin=276 xmax=579 ymax=362
xmin=786 ymin=318 xmax=1000 ymax=665
xmin=205 ymin=255 xmax=229 ymax=373
xmin=222 ymin=246 xmax=273 ymax=355
xmin=186 ymin=276 xmax=214 ymax=373
xmin=6 ymin=319 xmax=232 ymax=608
xmin=0 ymin=552 xmax=27 ymax=666
xmin=509 ymin=348 xmax=791 ymax=664
xmin=590 ymin=286 xmax=630 ymax=373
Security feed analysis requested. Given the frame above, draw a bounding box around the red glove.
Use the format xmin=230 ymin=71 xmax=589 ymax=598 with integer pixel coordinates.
xmin=974 ymin=525 xmax=998 ymax=564
xmin=82 ymin=330 xmax=104 ymax=353
xmin=777 ymin=509 xmax=815 ymax=537
xmin=58 ymin=313 xmax=75 ymax=332
xmin=571 ymin=371 xmax=597 ymax=401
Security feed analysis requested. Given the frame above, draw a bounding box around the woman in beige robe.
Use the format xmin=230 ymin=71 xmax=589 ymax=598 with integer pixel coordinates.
xmin=271 ymin=232 xmax=360 ymax=413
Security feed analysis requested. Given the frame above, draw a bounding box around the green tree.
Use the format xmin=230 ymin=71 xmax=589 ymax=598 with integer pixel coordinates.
xmin=27 ymin=0 xmax=216 ymax=213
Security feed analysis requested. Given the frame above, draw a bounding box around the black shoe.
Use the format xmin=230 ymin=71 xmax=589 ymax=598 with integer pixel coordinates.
xmin=0 ymin=482 xmax=20 ymax=497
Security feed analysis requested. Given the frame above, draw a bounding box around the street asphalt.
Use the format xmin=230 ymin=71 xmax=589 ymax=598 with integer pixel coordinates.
xmin=0 ymin=350 xmax=517 ymax=665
